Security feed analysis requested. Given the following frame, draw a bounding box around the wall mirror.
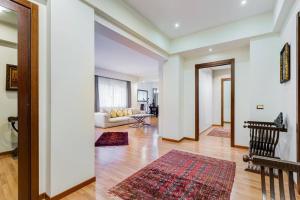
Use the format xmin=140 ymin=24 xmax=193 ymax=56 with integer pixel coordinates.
xmin=137 ymin=89 xmax=148 ymax=102
xmin=0 ymin=4 xmax=18 ymax=199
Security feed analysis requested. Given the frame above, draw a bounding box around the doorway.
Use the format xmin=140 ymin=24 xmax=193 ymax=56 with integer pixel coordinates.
xmin=221 ymin=78 xmax=231 ymax=127
xmin=0 ymin=0 xmax=38 ymax=199
xmin=195 ymin=59 xmax=235 ymax=147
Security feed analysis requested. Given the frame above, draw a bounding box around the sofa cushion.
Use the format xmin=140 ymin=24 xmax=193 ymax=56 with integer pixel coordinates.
xmin=108 ymin=116 xmax=130 ymax=123
xmin=110 ymin=110 xmax=117 ymax=118
xmin=127 ymin=109 xmax=133 ymax=115
xmin=116 ymin=110 xmax=124 ymax=117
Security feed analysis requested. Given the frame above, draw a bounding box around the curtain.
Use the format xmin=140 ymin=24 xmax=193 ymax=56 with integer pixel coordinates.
xmin=127 ymin=81 xmax=132 ymax=108
xmin=97 ymin=76 xmax=129 ymax=109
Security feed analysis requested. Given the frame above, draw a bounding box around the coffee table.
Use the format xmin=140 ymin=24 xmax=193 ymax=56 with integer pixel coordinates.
xmin=129 ymin=114 xmax=153 ymax=128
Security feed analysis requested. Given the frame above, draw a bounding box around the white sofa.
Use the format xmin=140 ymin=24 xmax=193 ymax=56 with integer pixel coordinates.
xmin=95 ymin=108 xmax=144 ymax=128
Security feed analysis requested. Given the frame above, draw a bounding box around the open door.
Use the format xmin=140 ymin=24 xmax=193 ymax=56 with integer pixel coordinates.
xmin=0 ymin=0 xmax=39 ymax=199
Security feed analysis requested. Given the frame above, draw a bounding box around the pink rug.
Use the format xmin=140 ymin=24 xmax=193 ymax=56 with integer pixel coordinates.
xmin=207 ymin=127 xmax=230 ymax=138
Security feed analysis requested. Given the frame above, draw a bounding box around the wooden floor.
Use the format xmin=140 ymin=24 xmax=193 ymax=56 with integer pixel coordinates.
xmin=62 ymin=118 xmax=300 ymax=200
xmin=0 ymin=118 xmax=299 ymax=199
xmin=0 ymin=154 xmax=17 ymax=200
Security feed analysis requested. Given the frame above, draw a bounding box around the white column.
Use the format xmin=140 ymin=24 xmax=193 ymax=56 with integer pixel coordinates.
xmin=159 ymin=55 xmax=183 ymax=140
xmin=49 ymin=0 xmax=95 ymax=196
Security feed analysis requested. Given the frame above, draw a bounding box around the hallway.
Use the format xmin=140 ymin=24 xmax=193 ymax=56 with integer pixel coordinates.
xmin=59 ymin=118 xmax=298 ymax=200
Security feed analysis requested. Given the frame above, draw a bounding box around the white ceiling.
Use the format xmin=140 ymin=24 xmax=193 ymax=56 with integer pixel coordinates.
xmin=95 ymin=24 xmax=159 ymax=78
xmin=124 ymin=0 xmax=276 ymax=38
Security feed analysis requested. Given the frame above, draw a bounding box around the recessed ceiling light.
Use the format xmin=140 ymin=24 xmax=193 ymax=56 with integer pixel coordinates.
xmin=241 ymin=0 xmax=247 ymax=6
xmin=174 ymin=22 xmax=180 ymax=29
xmin=209 ymin=48 xmax=213 ymax=52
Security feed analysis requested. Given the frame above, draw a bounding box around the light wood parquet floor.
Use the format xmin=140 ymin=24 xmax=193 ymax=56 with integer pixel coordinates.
xmin=62 ymin=118 xmax=300 ymax=200
xmin=0 ymin=118 xmax=299 ymax=199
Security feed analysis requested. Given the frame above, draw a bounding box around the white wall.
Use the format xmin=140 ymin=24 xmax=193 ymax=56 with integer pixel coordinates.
xmin=183 ymin=47 xmax=250 ymax=146
xmin=212 ymin=68 xmax=231 ymax=125
xmin=223 ymin=80 xmax=231 ymax=122
xmin=49 ymin=0 xmax=95 ymax=196
xmin=199 ymin=68 xmax=213 ymax=132
xmin=0 ymin=45 xmax=17 ymax=153
xmin=273 ymin=0 xmax=295 ymax=31
xmin=170 ymin=13 xmax=273 ymax=54
xmin=37 ymin=0 xmax=48 ymax=194
xmin=84 ymin=0 xmax=170 ymax=52
xmin=160 ymin=55 xmax=183 ymax=140
xmin=247 ymin=32 xmax=297 ymax=162
xmin=0 ymin=22 xmax=17 ymax=44
xmin=158 ymin=64 xmax=164 ymax=134
xmin=137 ymin=81 xmax=158 ymax=105
xmin=249 ymin=35 xmax=281 ymax=122
xmin=246 ymin=8 xmax=300 ymax=165
xmin=95 ymin=67 xmax=139 ymax=82
xmin=276 ymin=0 xmax=300 ymax=162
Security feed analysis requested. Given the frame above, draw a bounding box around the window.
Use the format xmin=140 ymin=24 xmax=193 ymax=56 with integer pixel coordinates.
xmin=96 ymin=76 xmax=129 ymax=109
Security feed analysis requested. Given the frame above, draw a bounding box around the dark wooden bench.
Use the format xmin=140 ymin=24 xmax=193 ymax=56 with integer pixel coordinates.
xmin=243 ymin=113 xmax=287 ymax=173
xmin=247 ymin=155 xmax=300 ymax=200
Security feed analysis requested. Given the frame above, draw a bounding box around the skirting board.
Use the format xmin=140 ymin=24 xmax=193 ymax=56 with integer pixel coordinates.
xmin=234 ymin=145 xmax=249 ymax=149
xmin=0 ymin=150 xmax=13 ymax=157
xmin=39 ymin=177 xmax=96 ymax=200
xmin=39 ymin=193 xmax=50 ymax=200
xmin=200 ymin=126 xmax=212 ymax=134
xmin=161 ymin=137 xmax=196 ymax=142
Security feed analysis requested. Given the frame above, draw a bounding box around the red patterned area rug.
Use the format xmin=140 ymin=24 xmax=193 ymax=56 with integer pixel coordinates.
xmin=108 ymin=150 xmax=236 ymax=200
xmin=207 ymin=127 xmax=231 ymax=138
xmin=95 ymin=132 xmax=128 ymax=147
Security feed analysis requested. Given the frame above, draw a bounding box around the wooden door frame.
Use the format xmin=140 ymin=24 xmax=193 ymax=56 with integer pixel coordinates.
xmin=0 ymin=0 xmax=39 ymax=199
xmin=195 ymin=59 xmax=235 ymax=147
xmin=221 ymin=78 xmax=231 ymax=127
xmin=297 ymin=11 xmax=300 ymax=194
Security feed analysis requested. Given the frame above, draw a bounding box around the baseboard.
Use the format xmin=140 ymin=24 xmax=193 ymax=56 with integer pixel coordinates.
xmin=183 ymin=137 xmax=195 ymax=141
xmin=162 ymin=137 xmax=196 ymax=142
xmin=40 ymin=177 xmax=96 ymax=200
xmin=200 ymin=126 xmax=212 ymax=134
xmin=212 ymin=124 xmax=222 ymax=127
xmin=0 ymin=150 xmax=13 ymax=157
xmin=39 ymin=193 xmax=50 ymax=200
xmin=234 ymin=145 xmax=249 ymax=149
xmin=162 ymin=137 xmax=184 ymax=142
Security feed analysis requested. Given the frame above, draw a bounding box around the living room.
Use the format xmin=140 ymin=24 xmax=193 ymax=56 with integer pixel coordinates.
xmin=94 ymin=22 xmax=161 ymax=147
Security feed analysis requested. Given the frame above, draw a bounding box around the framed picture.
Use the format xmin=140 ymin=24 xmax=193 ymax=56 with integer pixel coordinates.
xmin=6 ymin=64 xmax=18 ymax=91
xmin=280 ymin=43 xmax=290 ymax=83
xmin=137 ymin=89 xmax=148 ymax=102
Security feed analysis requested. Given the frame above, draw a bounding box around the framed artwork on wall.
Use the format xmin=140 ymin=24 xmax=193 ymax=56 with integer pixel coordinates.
xmin=137 ymin=89 xmax=148 ymax=102
xmin=6 ymin=64 xmax=18 ymax=91
xmin=280 ymin=43 xmax=290 ymax=83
